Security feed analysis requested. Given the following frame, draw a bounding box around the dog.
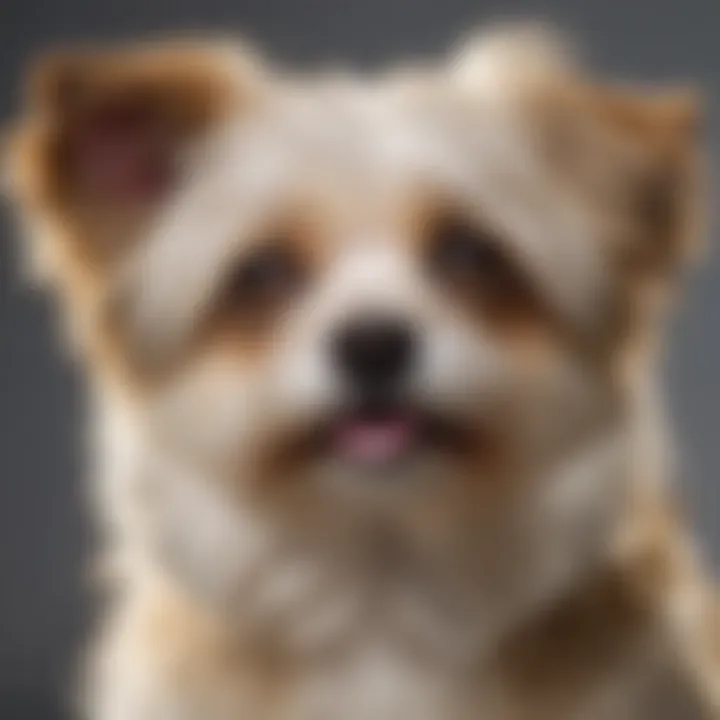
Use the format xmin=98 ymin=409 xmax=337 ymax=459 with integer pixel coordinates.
xmin=5 ymin=23 xmax=719 ymax=720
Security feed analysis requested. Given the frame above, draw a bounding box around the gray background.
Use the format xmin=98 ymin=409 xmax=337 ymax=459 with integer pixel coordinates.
xmin=0 ymin=1 xmax=718 ymax=718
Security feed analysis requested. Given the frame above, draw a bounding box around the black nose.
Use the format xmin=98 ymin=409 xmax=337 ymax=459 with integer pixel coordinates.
xmin=332 ymin=317 xmax=416 ymax=392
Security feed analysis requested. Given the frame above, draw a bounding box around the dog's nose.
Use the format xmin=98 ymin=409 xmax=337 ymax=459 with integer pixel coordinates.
xmin=332 ymin=317 xmax=416 ymax=392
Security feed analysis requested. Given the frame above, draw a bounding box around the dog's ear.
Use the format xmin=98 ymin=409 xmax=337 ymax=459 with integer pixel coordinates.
xmin=452 ymin=24 xmax=704 ymax=280
xmin=536 ymin=82 xmax=704 ymax=349
xmin=5 ymin=41 xmax=259 ymax=285
xmin=558 ymin=83 xmax=704 ymax=279
xmin=451 ymin=25 xmax=705 ymax=360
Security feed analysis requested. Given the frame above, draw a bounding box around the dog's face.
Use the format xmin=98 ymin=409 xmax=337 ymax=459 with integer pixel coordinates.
xmin=7 ymin=30 xmax=701 ymax=529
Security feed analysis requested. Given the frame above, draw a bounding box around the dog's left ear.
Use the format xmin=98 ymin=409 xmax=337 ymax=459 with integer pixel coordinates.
xmin=452 ymin=24 xmax=705 ymax=282
xmin=5 ymin=41 xmax=259 ymax=285
xmin=580 ymin=84 xmax=704 ymax=278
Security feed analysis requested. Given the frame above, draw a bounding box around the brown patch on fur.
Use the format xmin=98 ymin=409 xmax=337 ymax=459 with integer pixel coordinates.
xmin=492 ymin=489 xmax=720 ymax=719
xmin=495 ymin=563 xmax=649 ymax=706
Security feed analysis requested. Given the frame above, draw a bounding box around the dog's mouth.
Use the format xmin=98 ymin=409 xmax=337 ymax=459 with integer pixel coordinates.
xmin=261 ymin=400 xmax=489 ymax=483
xmin=319 ymin=402 xmax=475 ymax=469
xmin=330 ymin=406 xmax=419 ymax=465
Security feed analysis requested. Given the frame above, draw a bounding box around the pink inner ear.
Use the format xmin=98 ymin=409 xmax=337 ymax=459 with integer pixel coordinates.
xmin=70 ymin=104 xmax=174 ymax=206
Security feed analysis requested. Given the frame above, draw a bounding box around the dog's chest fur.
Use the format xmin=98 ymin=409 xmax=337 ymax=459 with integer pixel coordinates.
xmin=267 ymin=565 xmax=646 ymax=720
xmin=101 ymin=552 xmax=657 ymax=720
xmin=99 ymin=493 xmax=653 ymax=720
xmin=285 ymin=637 xmax=472 ymax=720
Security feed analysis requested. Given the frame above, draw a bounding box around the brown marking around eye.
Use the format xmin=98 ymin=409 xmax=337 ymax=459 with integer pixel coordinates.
xmin=420 ymin=207 xmax=553 ymax=338
xmin=216 ymin=241 xmax=308 ymax=335
xmin=195 ymin=210 xmax=327 ymax=361
xmin=412 ymin=197 xmax=627 ymax=384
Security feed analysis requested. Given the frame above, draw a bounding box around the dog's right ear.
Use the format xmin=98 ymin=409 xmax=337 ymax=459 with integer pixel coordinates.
xmin=5 ymin=41 xmax=260 ymax=286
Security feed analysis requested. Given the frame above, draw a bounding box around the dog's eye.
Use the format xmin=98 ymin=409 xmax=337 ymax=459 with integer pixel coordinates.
xmin=427 ymin=217 xmax=543 ymax=327
xmin=228 ymin=244 xmax=303 ymax=304
xmin=428 ymin=218 xmax=507 ymax=281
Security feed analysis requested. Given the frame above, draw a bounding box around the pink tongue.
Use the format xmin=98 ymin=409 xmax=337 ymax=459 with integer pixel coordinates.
xmin=334 ymin=414 xmax=416 ymax=464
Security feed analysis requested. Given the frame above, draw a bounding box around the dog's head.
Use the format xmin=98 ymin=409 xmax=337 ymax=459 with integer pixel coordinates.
xmin=6 ymin=28 xmax=703 ymax=529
